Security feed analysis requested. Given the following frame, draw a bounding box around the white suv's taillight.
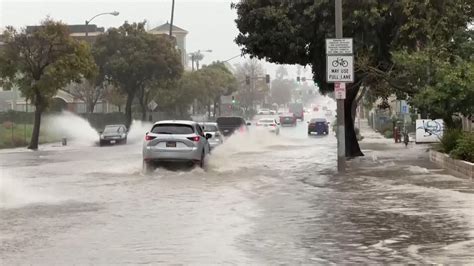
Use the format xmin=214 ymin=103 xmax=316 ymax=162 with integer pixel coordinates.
xmin=187 ymin=136 xmax=200 ymax=142
xmin=145 ymin=134 xmax=156 ymax=141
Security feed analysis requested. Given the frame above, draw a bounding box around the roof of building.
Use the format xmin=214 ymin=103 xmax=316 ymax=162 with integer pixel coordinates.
xmin=26 ymin=24 xmax=105 ymax=34
xmin=150 ymin=22 xmax=188 ymax=34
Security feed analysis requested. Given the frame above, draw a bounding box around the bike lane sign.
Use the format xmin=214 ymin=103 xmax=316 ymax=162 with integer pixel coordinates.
xmin=326 ymin=55 xmax=354 ymax=83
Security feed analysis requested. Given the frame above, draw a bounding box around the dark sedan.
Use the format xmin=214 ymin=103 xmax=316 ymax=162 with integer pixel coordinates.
xmin=99 ymin=124 xmax=128 ymax=146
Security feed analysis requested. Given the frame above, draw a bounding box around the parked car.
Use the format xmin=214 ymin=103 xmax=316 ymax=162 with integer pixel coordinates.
xmin=256 ymin=118 xmax=280 ymax=135
xmin=199 ymin=122 xmax=224 ymax=149
xmin=99 ymin=124 xmax=128 ymax=146
xmin=216 ymin=116 xmax=250 ymax=137
xmin=142 ymin=121 xmax=211 ymax=173
xmin=279 ymin=113 xmax=297 ymax=127
xmin=308 ymin=118 xmax=330 ymax=135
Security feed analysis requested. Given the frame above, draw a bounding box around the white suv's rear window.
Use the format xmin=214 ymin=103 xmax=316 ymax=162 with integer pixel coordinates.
xmin=151 ymin=124 xmax=194 ymax=134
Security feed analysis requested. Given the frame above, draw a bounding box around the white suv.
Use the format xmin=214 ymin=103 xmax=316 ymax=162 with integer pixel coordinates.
xmin=142 ymin=121 xmax=211 ymax=173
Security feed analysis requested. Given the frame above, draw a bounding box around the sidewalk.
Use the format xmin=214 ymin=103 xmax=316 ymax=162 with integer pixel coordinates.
xmin=347 ymin=120 xmax=472 ymax=183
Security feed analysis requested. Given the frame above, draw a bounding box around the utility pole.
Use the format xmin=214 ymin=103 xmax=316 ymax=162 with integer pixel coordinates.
xmin=169 ymin=0 xmax=175 ymax=37
xmin=335 ymin=0 xmax=346 ymax=172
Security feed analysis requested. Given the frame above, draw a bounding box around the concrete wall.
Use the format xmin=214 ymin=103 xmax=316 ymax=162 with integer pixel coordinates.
xmin=430 ymin=150 xmax=474 ymax=179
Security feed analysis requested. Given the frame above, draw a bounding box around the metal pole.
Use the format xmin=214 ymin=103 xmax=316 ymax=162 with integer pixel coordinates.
xmin=169 ymin=0 xmax=175 ymax=37
xmin=24 ymin=98 xmax=27 ymax=144
xmin=85 ymin=21 xmax=89 ymax=37
xmin=335 ymin=0 xmax=346 ymax=173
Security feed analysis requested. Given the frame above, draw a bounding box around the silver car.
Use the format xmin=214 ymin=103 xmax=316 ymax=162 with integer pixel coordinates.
xmin=199 ymin=122 xmax=224 ymax=149
xmin=256 ymin=118 xmax=280 ymax=135
xmin=142 ymin=121 xmax=211 ymax=173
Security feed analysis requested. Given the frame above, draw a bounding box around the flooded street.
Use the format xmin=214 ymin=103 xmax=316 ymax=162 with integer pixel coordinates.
xmin=1 ymin=119 xmax=473 ymax=264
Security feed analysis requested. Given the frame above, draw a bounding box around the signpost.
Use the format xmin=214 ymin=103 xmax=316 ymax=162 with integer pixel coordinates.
xmin=148 ymin=100 xmax=158 ymax=111
xmin=327 ymin=0 xmax=352 ymax=173
xmin=325 ymin=38 xmax=353 ymax=55
xmin=327 ymin=55 xmax=354 ymax=83
xmin=334 ymin=82 xmax=346 ymax=99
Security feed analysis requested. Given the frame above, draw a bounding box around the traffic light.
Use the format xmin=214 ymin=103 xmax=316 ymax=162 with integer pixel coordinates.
xmin=245 ymin=75 xmax=250 ymax=85
xmin=232 ymin=96 xmax=236 ymax=104
xmin=265 ymin=74 xmax=270 ymax=84
xmin=297 ymin=76 xmax=300 ymax=82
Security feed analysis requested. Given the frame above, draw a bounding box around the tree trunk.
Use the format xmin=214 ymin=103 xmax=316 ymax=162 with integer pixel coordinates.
xmin=140 ymin=103 xmax=147 ymax=121
xmin=137 ymin=89 xmax=147 ymax=121
xmin=213 ymin=98 xmax=218 ymax=118
xmin=28 ymin=103 xmax=42 ymax=150
xmin=88 ymin=101 xmax=96 ymax=114
xmin=207 ymin=102 xmax=211 ymax=119
xmin=351 ymin=86 xmax=367 ymax=124
xmin=125 ymin=93 xmax=134 ymax=129
xmin=344 ymin=84 xmax=364 ymax=158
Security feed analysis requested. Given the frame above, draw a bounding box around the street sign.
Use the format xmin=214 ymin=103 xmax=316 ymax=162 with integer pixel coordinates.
xmin=327 ymin=55 xmax=354 ymax=83
xmin=326 ymin=38 xmax=353 ymax=55
xmin=148 ymin=100 xmax=158 ymax=111
xmin=400 ymin=100 xmax=409 ymax=114
xmin=334 ymin=83 xmax=346 ymax=99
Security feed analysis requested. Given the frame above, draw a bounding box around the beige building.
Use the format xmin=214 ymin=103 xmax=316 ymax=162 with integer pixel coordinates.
xmin=148 ymin=22 xmax=188 ymax=67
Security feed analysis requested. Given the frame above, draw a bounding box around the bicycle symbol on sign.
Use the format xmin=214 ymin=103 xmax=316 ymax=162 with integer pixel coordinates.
xmin=331 ymin=57 xmax=349 ymax=67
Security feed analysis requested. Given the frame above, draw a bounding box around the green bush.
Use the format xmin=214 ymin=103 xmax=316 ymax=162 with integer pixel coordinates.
xmin=450 ymin=133 xmax=474 ymax=163
xmin=440 ymin=129 xmax=463 ymax=153
xmin=384 ymin=130 xmax=393 ymax=139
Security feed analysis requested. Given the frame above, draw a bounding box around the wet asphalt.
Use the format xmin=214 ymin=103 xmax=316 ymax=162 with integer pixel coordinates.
xmin=1 ymin=116 xmax=473 ymax=264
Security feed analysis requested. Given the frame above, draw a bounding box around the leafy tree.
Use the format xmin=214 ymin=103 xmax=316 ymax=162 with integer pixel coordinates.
xmin=271 ymin=75 xmax=295 ymax=106
xmin=406 ymin=57 xmax=473 ymax=128
xmin=156 ymin=73 xmax=202 ymax=117
xmin=152 ymin=62 xmax=236 ymax=118
xmin=0 ymin=18 xmax=96 ymax=150
xmin=391 ymin=27 xmax=474 ymax=128
xmin=103 ymin=85 xmax=126 ymax=112
xmin=234 ymin=59 xmax=267 ymax=112
xmin=232 ymin=0 xmax=473 ymax=157
xmin=63 ymin=79 xmax=104 ymax=113
xmin=276 ymin=65 xmax=289 ymax=79
xmin=198 ymin=62 xmax=237 ymax=118
xmin=93 ymin=22 xmax=183 ymax=127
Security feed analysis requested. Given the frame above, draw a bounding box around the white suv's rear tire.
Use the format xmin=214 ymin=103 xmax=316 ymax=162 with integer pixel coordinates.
xmin=142 ymin=161 xmax=154 ymax=174
xmin=196 ymin=151 xmax=205 ymax=169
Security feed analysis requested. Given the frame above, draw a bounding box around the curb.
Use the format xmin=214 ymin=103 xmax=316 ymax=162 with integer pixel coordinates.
xmin=429 ymin=150 xmax=474 ymax=180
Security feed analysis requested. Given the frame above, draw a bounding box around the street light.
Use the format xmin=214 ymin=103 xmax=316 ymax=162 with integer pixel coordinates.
xmin=224 ymin=54 xmax=244 ymax=63
xmin=85 ymin=11 xmax=120 ymax=37
xmin=189 ymin=50 xmax=213 ymax=71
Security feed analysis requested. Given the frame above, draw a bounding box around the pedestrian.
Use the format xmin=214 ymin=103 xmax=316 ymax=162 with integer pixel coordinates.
xmin=394 ymin=126 xmax=401 ymax=143
xmin=403 ymin=131 xmax=409 ymax=147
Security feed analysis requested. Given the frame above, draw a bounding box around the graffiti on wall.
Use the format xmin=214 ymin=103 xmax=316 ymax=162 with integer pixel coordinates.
xmin=415 ymin=119 xmax=444 ymax=143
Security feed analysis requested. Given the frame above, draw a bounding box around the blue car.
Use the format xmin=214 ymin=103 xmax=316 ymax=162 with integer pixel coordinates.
xmin=308 ymin=118 xmax=330 ymax=135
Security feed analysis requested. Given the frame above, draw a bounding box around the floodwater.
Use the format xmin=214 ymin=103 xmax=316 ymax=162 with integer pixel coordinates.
xmin=1 ymin=111 xmax=473 ymax=264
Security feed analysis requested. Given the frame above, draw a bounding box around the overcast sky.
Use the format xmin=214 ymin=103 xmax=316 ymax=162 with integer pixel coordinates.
xmin=1 ymin=0 xmax=310 ymax=80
